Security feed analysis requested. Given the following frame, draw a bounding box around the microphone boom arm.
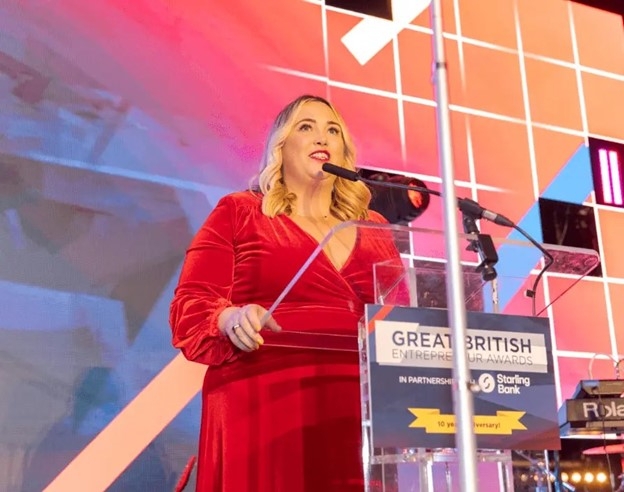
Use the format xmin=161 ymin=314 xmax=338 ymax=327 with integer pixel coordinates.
xmin=321 ymin=162 xmax=555 ymax=315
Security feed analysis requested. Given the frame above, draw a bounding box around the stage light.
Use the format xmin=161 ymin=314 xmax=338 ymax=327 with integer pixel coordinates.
xmin=596 ymin=471 xmax=607 ymax=483
xmin=584 ymin=471 xmax=594 ymax=483
xmin=561 ymin=472 xmax=569 ymax=482
xmin=365 ymin=171 xmax=431 ymax=225
xmin=571 ymin=472 xmax=582 ymax=483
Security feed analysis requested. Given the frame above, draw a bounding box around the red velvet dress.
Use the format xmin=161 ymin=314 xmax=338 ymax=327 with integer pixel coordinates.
xmin=169 ymin=191 xmax=400 ymax=492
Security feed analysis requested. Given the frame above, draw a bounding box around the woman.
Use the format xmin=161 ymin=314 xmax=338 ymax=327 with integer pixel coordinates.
xmin=170 ymin=94 xmax=401 ymax=491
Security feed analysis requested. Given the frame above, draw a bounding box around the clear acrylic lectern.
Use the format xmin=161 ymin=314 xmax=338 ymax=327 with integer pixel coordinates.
xmin=261 ymin=220 xmax=600 ymax=492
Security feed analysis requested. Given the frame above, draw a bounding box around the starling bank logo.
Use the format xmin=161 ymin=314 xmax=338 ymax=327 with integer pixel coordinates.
xmin=478 ymin=373 xmax=531 ymax=395
xmin=339 ymin=0 xmax=433 ymax=65
xmin=478 ymin=373 xmax=496 ymax=394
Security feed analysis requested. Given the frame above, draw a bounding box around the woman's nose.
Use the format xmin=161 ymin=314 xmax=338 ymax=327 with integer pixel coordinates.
xmin=315 ymin=132 xmax=328 ymax=145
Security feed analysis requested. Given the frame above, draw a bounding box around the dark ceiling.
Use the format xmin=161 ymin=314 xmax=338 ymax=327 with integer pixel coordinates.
xmin=572 ymin=0 xmax=624 ymax=16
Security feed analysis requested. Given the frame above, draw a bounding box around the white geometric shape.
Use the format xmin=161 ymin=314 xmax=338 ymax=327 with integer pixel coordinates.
xmin=341 ymin=0 xmax=432 ymax=65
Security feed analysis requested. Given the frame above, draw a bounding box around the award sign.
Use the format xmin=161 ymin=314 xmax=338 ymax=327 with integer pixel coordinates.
xmin=364 ymin=305 xmax=560 ymax=451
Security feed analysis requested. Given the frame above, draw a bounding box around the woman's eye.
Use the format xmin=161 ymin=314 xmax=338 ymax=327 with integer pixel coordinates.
xmin=329 ymin=127 xmax=341 ymax=135
xmin=299 ymin=123 xmax=312 ymax=131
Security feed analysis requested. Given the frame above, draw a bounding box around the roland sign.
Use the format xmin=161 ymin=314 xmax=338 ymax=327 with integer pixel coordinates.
xmin=583 ymin=401 xmax=624 ymax=419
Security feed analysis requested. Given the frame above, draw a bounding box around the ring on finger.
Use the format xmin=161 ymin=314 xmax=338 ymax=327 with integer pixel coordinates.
xmin=232 ymin=323 xmax=242 ymax=335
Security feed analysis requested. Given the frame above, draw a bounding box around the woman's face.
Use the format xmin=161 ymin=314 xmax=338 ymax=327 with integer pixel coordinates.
xmin=281 ymin=100 xmax=346 ymax=189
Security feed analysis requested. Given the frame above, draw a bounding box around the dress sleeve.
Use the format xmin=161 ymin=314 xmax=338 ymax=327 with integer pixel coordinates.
xmin=169 ymin=195 xmax=243 ymax=366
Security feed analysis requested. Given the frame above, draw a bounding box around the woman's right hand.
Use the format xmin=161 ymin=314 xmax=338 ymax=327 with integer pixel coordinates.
xmin=218 ymin=304 xmax=282 ymax=352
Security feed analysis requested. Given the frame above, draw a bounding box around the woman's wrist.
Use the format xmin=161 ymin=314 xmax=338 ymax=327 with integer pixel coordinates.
xmin=217 ymin=306 xmax=239 ymax=335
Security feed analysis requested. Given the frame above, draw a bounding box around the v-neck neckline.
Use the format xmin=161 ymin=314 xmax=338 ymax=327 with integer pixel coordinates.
xmin=282 ymin=215 xmax=359 ymax=273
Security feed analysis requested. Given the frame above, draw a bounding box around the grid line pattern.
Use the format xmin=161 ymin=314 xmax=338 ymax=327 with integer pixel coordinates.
xmin=274 ymin=0 xmax=624 ymax=403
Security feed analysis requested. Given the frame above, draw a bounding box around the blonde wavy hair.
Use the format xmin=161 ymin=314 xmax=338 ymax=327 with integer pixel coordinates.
xmin=253 ymin=95 xmax=371 ymax=221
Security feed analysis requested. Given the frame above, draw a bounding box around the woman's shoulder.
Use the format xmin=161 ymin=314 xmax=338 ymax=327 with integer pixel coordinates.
xmin=366 ymin=210 xmax=389 ymax=224
xmin=216 ymin=190 xmax=263 ymax=210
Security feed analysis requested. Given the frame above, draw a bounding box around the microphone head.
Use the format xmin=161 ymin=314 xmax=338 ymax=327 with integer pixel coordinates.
xmin=321 ymin=163 xmax=360 ymax=182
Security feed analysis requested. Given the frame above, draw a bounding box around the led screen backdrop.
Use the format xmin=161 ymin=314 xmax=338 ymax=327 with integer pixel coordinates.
xmin=0 ymin=0 xmax=623 ymax=490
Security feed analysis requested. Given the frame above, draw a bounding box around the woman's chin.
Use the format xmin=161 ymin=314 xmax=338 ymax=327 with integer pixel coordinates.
xmin=314 ymin=168 xmax=336 ymax=180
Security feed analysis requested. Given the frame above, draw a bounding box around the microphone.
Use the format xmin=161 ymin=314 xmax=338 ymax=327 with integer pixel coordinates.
xmin=322 ymin=162 xmax=554 ymax=315
xmin=456 ymin=198 xmax=514 ymax=228
xmin=321 ymin=163 xmax=360 ymax=181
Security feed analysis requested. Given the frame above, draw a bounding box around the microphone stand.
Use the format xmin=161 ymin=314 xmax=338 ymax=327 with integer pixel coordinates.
xmin=430 ymin=1 xmax=479 ymax=489
xmin=461 ymin=212 xmax=499 ymax=283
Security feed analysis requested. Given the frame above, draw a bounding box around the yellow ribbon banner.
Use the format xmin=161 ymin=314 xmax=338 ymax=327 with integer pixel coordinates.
xmin=408 ymin=408 xmax=527 ymax=435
